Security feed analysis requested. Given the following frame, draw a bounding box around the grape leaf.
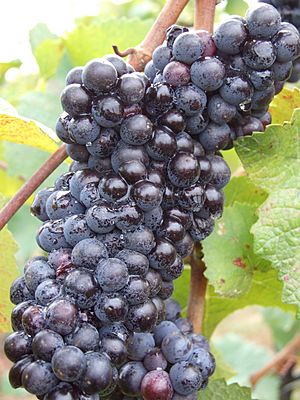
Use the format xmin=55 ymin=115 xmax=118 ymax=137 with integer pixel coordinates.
xmin=236 ymin=109 xmax=300 ymax=316
xmin=235 ymin=110 xmax=300 ymax=192
xmin=0 ymin=195 xmax=18 ymax=333
xmin=225 ymin=0 xmax=248 ymax=16
xmin=251 ymin=189 xmax=300 ymax=317
xmin=65 ymin=17 xmax=153 ymax=65
xmin=198 ymin=379 xmax=252 ymax=400
xmin=0 ymin=99 xmax=59 ymax=153
xmin=0 ymin=169 xmax=25 ymax=201
xmin=203 ymin=203 xmax=268 ymax=297
xmin=225 ymin=176 xmax=267 ymax=207
xmin=269 ymin=87 xmax=300 ymax=125
xmin=203 ymin=268 xmax=296 ymax=337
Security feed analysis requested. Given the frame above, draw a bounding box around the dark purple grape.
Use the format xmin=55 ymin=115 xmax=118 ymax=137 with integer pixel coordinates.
xmin=32 ymin=329 xmax=64 ymax=361
xmin=191 ymin=58 xmax=225 ymax=91
xmin=145 ymin=269 xmax=163 ymax=297
xmin=22 ymin=304 xmax=46 ymax=336
xmin=213 ymin=19 xmax=247 ymax=55
xmin=126 ymin=300 xmax=158 ymax=332
xmin=71 ymin=238 xmax=108 ymax=269
xmin=22 ymin=361 xmax=59 ymax=396
xmin=169 ymin=361 xmax=203 ymax=395
xmin=31 ymin=187 xmax=54 ymax=221
xmin=66 ymin=66 xmax=83 ymax=85
xmin=61 ymin=84 xmax=91 ymax=117
xmin=118 ymin=73 xmax=145 ymax=105
xmin=168 ymin=152 xmax=200 ymax=188
xmin=141 ymin=370 xmax=173 ymax=400
xmin=4 ymin=331 xmax=32 ymax=362
xmin=152 ymin=44 xmax=173 ymax=71
xmin=163 ymin=61 xmax=191 ymax=86
xmin=10 ymin=276 xmax=34 ymax=305
xmin=80 ymin=352 xmax=114 ymax=395
xmin=52 ymin=345 xmax=86 ymax=382
xmin=45 ymin=298 xmax=78 ymax=335
xmin=68 ymin=116 xmax=100 ymax=145
xmin=121 ymin=276 xmax=150 ymax=305
xmin=87 ymin=128 xmax=119 ymax=158
xmin=9 ymin=355 xmax=33 ymax=389
xmin=82 ymin=58 xmax=117 ymax=94
xmin=173 ymin=32 xmax=204 ymax=64
xmin=64 ymin=214 xmax=94 ymax=246
xmin=246 ymin=3 xmax=281 ymax=39
xmin=96 ymin=258 xmax=129 ymax=292
xmin=175 ymin=85 xmax=207 ymax=116
xmin=94 ymin=293 xmax=128 ymax=323
xmin=105 ymin=54 xmax=128 ymax=76
xmin=65 ymin=322 xmax=99 ymax=352
xmin=66 ymin=143 xmax=90 ymax=162
xmin=86 ymin=204 xmax=116 ymax=234
xmin=120 ymin=115 xmax=153 ymax=145
xmin=63 ymin=269 xmax=99 ymax=309
xmin=143 ymin=347 xmax=168 ymax=371
xmin=92 ymin=96 xmax=124 ymax=127
xmin=118 ymin=361 xmax=147 ymax=396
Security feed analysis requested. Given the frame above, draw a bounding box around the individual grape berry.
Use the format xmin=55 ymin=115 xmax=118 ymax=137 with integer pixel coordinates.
xmin=199 ymin=122 xmax=230 ymax=153
xmin=169 ymin=361 xmax=203 ymax=395
xmin=145 ymin=83 xmax=173 ymax=116
xmin=9 ymin=355 xmax=33 ymax=389
xmin=71 ymin=238 xmax=108 ymax=269
xmin=191 ymin=58 xmax=225 ymax=91
xmin=127 ymin=332 xmax=155 ymax=361
xmin=64 ymin=214 xmax=94 ymax=246
xmin=22 ymin=304 xmax=46 ymax=336
xmin=86 ymin=204 xmax=116 ymax=234
xmin=11 ymin=300 xmax=35 ymax=331
xmin=66 ymin=143 xmax=90 ymax=162
xmin=22 ymin=361 xmax=59 ymax=396
xmin=99 ymin=334 xmax=127 ymax=367
xmin=4 ymin=331 xmax=32 ymax=362
xmin=189 ymin=347 xmax=216 ymax=380
xmin=43 ymin=383 xmax=79 ymax=400
xmin=96 ymin=258 xmax=129 ymax=292
xmin=111 ymin=141 xmax=150 ymax=172
xmin=118 ymin=361 xmax=147 ymax=396
xmin=243 ymin=40 xmax=276 ymax=70
xmin=65 ymin=322 xmax=99 ymax=352
xmin=158 ymin=280 xmax=174 ymax=300
xmin=99 ymin=173 xmax=128 ymax=203
xmin=145 ymin=268 xmax=163 ymax=297
xmin=148 ymin=238 xmax=177 ymax=270
xmin=56 ymin=114 xmax=73 ymax=144
xmin=165 ymin=298 xmax=181 ymax=321
xmin=163 ymin=61 xmax=191 ymax=86
xmin=160 ymin=254 xmax=184 ymax=281
xmin=219 ymin=73 xmax=253 ymax=106
xmin=207 ymin=95 xmax=236 ymax=125
xmin=153 ymin=321 xmax=180 ymax=346
xmin=120 ymin=114 xmax=153 ymax=145
xmin=105 ymin=54 xmax=128 ymax=76
xmin=32 ymin=329 xmax=64 ymax=361
xmin=208 ymin=155 xmax=231 ymax=189
xmin=80 ymin=182 xmax=101 ymax=207
xmin=116 ymin=203 xmax=144 ymax=231
xmin=144 ymin=206 xmax=163 ymax=230
xmin=143 ymin=347 xmax=168 ymax=371
xmin=63 ymin=269 xmax=99 ymax=309
xmin=175 ymin=85 xmax=207 ymax=116
xmin=117 ymin=249 xmax=149 ymax=276
xmin=189 ymin=215 xmax=214 ymax=241
xmin=159 ymin=109 xmax=186 ymax=133
xmin=185 ymin=113 xmax=209 ymax=136
xmin=157 ymin=217 xmax=186 ymax=243
xmin=272 ymin=61 xmax=293 ymax=81
xmin=123 ymin=226 xmax=155 ymax=255
xmin=24 ymin=259 xmax=55 ymax=292
xmin=31 ymin=187 xmax=54 ymax=221
xmin=99 ymin=322 xmax=130 ymax=343
xmin=146 ymin=126 xmax=177 ymax=161
xmin=248 ymin=69 xmax=274 ymax=90
xmin=177 ymin=185 xmax=205 ymax=212
xmin=87 ymin=128 xmax=119 ymax=158
xmin=69 ymin=169 xmax=100 ymax=200
xmin=45 ymin=298 xmax=78 ymax=335
xmin=152 ymin=44 xmax=173 ymax=71
xmin=66 ymin=66 xmax=83 ymax=85
xmin=118 ymin=73 xmax=145 ymax=105
xmin=55 ymin=172 xmax=74 ymax=190
xmin=204 ymin=186 xmax=224 ymax=219
xmin=273 ymin=29 xmax=300 ymax=62
xmin=213 ymin=19 xmax=247 ymax=55
xmin=80 ymin=352 xmax=114 ymax=395
xmin=141 ymin=370 xmax=173 ymax=400
xmin=168 ymin=152 xmax=200 ymax=188
xmin=10 ymin=276 xmax=33 ymax=305
xmin=68 ymin=116 xmax=100 ymax=145
xmin=94 ymin=293 xmax=128 ymax=323
xmin=92 ymin=96 xmax=124 ymax=127
xmin=121 ymin=276 xmax=150 ymax=305
xmin=48 ymin=247 xmax=72 ymax=271
xmin=166 ymin=25 xmax=189 ymax=48
xmin=82 ymin=58 xmax=118 ymax=94
xmin=246 ymin=3 xmax=281 ymax=39
xmin=38 ymin=219 xmax=71 ymax=252
xmin=119 ymin=160 xmax=147 ymax=184
xmin=173 ymin=32 xmax=203 ymax=64
xmin=61 ymin=84 xmax=91 ymax=117
xmin=196 ymin=30 xmax=216 ymax=56
xmin=46 ymin=190 xmax=85 ymax=220
xmin=52 ymin=345 xmax=86 ymax=382
xmin=144 ymin=60 xmax=158 ymax=81
xmin=132 ymin=180 xmax=163 ymax=211
xmin=126 ymin=300 xmax=158 ymax=332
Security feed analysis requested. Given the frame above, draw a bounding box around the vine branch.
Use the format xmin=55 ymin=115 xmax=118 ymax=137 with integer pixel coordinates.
xmin=0 ymin=144 xmax=67 ymax=231
xmin=116 ymin=0 xmax=189 ymax=71
xmin=194 ymin=0 xmax=216 ymax=33
xmin=187 ymin=243 xmax=207 ymax=334
xmin=250 ymin=333 xmax=300 ymax=387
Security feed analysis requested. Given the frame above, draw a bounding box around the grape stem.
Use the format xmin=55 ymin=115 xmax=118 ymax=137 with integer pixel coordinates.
xmin=114 ymin=0 xmax=189 ymax=71
xmin=0 ymin=144 xmax=67 ymax=231
xmin=194 ymin=0 xmax=216 ymax=32
xmin=250 ymin=333 xmax=300 ymax=387
xmin=187 ymin=243 xmax=207 ymax=334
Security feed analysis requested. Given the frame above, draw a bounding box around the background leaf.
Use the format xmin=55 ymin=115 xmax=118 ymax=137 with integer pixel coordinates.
xmin=198 ymin=379 xmax=252 ymax=400
xmin=269 ymin=87 xmax=300 ymax=124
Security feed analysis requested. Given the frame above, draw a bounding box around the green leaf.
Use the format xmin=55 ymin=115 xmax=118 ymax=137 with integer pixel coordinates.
xmin=203 ymin=203 xmax=268 ymax=297
xmin=235 ymin=109 xmax=300 ymax=192
xmin=269 ymin=87 xmax=300 ymax=125
xmin=0 ymin=195 xmax=18 ymax=333
xmin=198 ymin=379 xmax=252 ymax=400
xmin=210 ymin=343 xmax=236 ymax=382
xmin=65 ymin=17 xmax=153 ymax=65
xmin=203 ymin=269 xmax=296 ymax=337
xmin=214 ymin=334 xmax=280 ymax=400
xmin=225 ymin=0 xmax=248 ymax=16
xmin=0 ymin=59 xmax=21 ymax=83
xmin=251 ymin=189 xmax=300 ymax=316
xmin=30 ymin=23 xmax=64 ymax=79
xmin=0 ymin=169 xmax=25 ymax=201
xmin=225 ymin=176 xmax=267 ymax=208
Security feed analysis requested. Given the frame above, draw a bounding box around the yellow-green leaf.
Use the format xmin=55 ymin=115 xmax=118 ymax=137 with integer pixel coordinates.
xmin=0 ymin=112 xmax=58 ymax=153
xmin=0 ymin=59 xmax=21 ymax=83
xmin=269 ymin=86 xmax=300 ymax=125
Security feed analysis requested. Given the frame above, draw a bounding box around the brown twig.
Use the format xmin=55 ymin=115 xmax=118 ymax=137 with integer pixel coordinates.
xmin=194 ymin=0 xmax=216 ymax=33
xmin=124 ymin=0 xmax=189 ymax=71
xmin=0 ymin=144 xmax=67 ymax=231
xmin=187 ymin=243 xmax=208 ymax=334
xmin=250 ymin=333 xmax=300 ymax=387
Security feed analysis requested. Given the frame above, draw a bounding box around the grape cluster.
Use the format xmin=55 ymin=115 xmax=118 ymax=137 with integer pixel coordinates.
xmin=259 ymin=0 xmax=300 ymax=82
xmin=145 ymin=3 xmax=300 ymax=144
xmin=5 ymin=47 xmax=224 ymax=397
